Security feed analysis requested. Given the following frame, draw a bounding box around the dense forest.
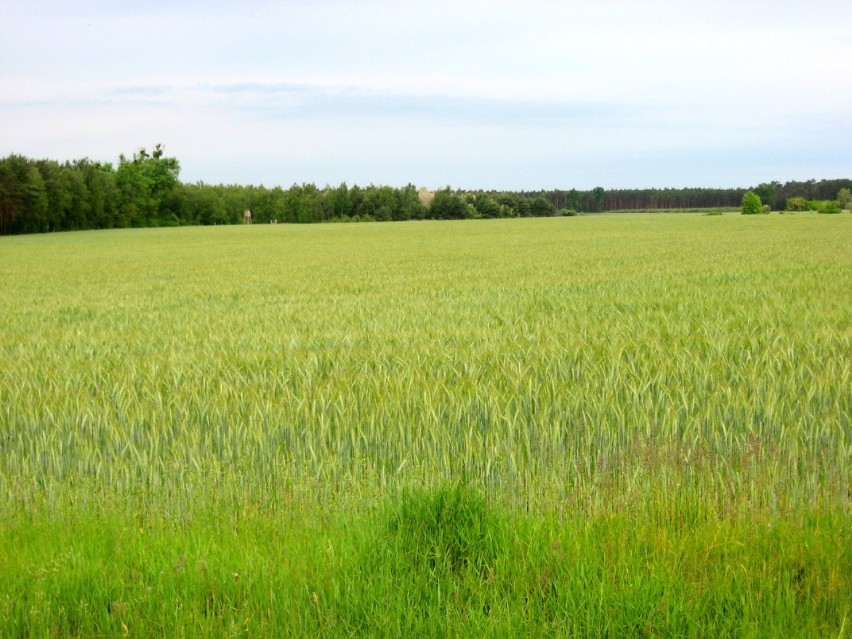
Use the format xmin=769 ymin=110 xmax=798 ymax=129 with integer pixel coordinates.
xmin=1 ymin=146 xmax=850 ymax=235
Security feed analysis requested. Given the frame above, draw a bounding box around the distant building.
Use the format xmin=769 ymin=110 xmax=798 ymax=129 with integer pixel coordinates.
xmin=417 ymin=187 xmax=435 ymax=207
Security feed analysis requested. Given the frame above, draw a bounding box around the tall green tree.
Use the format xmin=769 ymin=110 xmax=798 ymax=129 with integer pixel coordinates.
xmin=754 ymin=181 xmax=782 ymax=210
xmin=565 ymin=188 xmax=580 ymax=212
xmin=529 ymin=196 xmax=556 ymax=217
xmin=75 ymin=159 xmax=118 ymax=229
xmin=0 ymin=155 xmax=28 ymax=234
xmin=472 ymin=194 xmax=501 ymax=219
xmin=324 ymin=183 xmax=353 ymax=220
xmin=115 ymin=145 xmax=181 ymax=226
xmin=430 ymin=188 xmax=470 ymax=219
xmin=395 ymin=184 xmax=426 ymax=221
xmin=23 ymin=166 xmax=50 ymax=232
xmin=592 ymin=186 xmax=605 ymax=213
xmin=361 ymin=185 xmax=397 ymax=221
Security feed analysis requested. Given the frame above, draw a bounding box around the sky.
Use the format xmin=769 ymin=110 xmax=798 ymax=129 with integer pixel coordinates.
xmin=1 ymin=0 xmax=850 ymax=191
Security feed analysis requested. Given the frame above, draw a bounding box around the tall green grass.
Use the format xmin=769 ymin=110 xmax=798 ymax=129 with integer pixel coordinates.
xmin=1 ymin=214 xmax=849 ymax=634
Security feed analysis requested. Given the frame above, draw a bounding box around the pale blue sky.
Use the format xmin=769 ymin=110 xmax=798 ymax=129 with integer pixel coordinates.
xmin=2 ymin=0 xmax=850 ymax=190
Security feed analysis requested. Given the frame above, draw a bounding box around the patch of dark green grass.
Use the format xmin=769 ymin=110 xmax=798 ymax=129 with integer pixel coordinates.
xmin=385 ymin=483 xmax=506 ymax=576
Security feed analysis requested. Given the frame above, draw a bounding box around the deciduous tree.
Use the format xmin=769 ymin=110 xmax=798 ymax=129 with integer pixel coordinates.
xmin=741 ymin=191 xmax=762 ymax=215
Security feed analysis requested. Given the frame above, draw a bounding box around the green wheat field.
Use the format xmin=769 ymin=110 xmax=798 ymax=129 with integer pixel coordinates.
xmin=1 ymin=213 xmax=850 ymax=636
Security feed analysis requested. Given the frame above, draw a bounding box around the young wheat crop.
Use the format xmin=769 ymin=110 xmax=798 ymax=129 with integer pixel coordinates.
xmin=0 ymin=214 xmax=849 ymax=634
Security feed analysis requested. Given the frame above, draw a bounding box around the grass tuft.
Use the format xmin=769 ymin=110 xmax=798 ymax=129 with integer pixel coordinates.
xmin=385 ymin=484 xmax=506 ymax=576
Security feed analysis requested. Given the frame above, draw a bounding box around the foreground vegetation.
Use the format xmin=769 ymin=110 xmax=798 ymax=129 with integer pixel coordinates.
xmin=1 ymin=214 xmax=849 ymax=634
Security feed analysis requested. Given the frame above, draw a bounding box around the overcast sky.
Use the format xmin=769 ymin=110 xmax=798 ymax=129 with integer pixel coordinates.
xmin=2 ymin=0 xmax=850 ymax=190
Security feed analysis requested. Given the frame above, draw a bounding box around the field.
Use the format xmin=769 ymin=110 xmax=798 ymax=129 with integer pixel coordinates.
xmin=0 ymin=213 xmax=850 ymax=635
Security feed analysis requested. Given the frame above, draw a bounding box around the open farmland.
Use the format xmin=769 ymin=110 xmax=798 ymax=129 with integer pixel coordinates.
xmin=1 ymin=214 xmax=850 ymax=635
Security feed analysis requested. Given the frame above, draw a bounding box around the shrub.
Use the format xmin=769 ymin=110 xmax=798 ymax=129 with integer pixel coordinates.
xmin=786 ymin=197 xmax=807 ymax=211
xmin=741 ymin=191 xmax=762 ymax=215
xmin=817 ymin=201 xmax=841 ymax=214
xmin=805 ymin=199 xmax=842 ymax=214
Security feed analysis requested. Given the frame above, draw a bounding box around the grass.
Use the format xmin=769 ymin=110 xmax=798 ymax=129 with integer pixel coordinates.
xmin=602 ymin=207 xmax=739 ymax=215
xmin=2 ymin=490 xmax=847 ymax=636
xmin=0 ymin=213 xmax=850 ymax=634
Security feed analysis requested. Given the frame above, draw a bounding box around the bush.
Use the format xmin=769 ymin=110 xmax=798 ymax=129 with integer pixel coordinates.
xmin=741 ymin=191 xmax=762 ymax=215
xmin=817 ymin=201 xmax=841 ymax=214
xmin=529 ymin=196 xmax=556 ymax=217
xmin=786 ymin=197 xmax=807 ymax=211
xmin=806 ymin=199 xmax=842 ymax=214
xmin=383 ymin=485 xmax=506 ymax=576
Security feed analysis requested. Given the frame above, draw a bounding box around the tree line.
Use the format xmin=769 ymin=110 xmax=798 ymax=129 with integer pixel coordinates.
xmin=1 ymin=146 xmax=850 ymax=235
